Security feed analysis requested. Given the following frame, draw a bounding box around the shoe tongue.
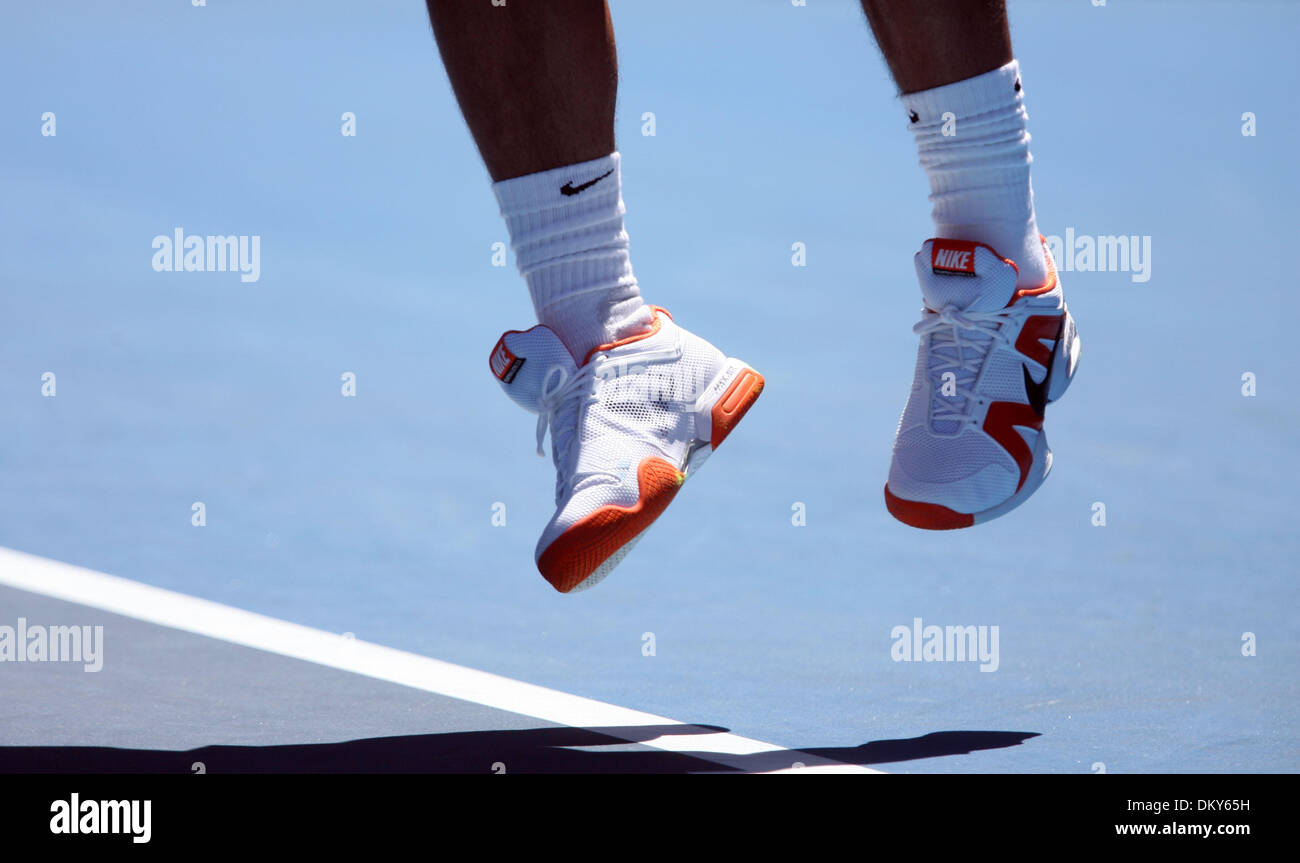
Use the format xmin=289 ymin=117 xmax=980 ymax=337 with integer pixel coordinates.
xmin=488 ymin=325 xmax=577 ymax=414
xmin=914 ymin=239 xmax=1019 ymax=312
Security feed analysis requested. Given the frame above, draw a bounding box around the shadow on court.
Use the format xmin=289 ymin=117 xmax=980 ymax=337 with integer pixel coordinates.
xmin=0 ymin=728 xmax=1039 ymax=773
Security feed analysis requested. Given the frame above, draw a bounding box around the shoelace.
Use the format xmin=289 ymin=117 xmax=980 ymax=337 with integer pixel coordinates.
xmin=535 ymin=360 xmax=599 ymax=482
xmin=913 ymin=304 xmax=1022 ymax=425
xmin=532 ymin=339 xmax=682 ymax=500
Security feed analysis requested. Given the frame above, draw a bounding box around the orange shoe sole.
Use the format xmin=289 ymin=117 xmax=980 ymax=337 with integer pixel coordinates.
xmin=537 ymin=457 xmax=686 ymax=593
xmin=538 ymin=364 xmax=765 ymax=593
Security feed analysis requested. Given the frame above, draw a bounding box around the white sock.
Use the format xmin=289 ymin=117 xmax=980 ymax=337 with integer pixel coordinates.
xmin=492 ymin=152 xmax=652 ymax=363
xmin=901 ymin=59 xmax=1048 ymax=289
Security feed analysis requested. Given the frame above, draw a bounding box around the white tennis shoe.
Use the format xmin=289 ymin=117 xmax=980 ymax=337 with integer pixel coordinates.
xmin=490 ymin=307 xmax=764 ymax=591
xmin=885 ymin=237 xmax=1080 ymax=528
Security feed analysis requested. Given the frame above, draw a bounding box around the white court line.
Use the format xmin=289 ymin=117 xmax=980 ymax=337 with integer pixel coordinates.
xmin=0 ymin=547 xmax=879 ymax=774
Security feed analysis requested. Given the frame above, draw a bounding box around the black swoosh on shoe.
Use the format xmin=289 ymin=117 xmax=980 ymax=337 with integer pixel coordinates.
xmin=1022 ymin=364 xmax=1050 ymax=418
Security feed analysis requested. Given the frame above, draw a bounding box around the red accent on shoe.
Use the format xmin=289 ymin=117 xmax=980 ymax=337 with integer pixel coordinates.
xmin=884 ymin=484 xmax=975 ymax=530
xmin=580 ymin=306 xmax=669 ymax=367
xmin=1015 ymin=314 xmax=1064 ymax=367
xmin=1008 ymin=235 xmax=1059 ymax=303
xmin=982 ymin=401 xmax=1042 ymax=492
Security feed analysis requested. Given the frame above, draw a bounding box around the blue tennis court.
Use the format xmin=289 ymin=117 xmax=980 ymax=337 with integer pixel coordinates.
xmin=1 ymin=0 xmax=1296 ymax=773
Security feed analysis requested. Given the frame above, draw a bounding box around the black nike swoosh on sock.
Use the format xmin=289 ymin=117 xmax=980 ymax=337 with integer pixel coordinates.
xmin=560 ymin=169 xmax=614 ymax=197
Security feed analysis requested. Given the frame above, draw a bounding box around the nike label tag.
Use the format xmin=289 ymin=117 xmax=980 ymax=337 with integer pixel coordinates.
xmin=490 ymin=338 xmax=524 ymax=384
xmin=560 ymin=168 xmax=614 ymax=197
xmin=931 ymin=239 xmax=979 ymax=276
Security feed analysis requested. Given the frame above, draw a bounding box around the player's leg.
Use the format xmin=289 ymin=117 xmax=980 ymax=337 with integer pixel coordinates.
xmin=426 ymin=1 xmax=764 ymax=591
xmin=860 ymin=1 xmax=1013 ymax=95
xmin=427 ymin=0 xmax=644 ymax=361
xmin=427 ymin=0 xmax=615 ymax=182
xmin=861 ymin=0 xmax=1043 ymax=287
xmin=862 ymin=0 xmax=1081 ymax=529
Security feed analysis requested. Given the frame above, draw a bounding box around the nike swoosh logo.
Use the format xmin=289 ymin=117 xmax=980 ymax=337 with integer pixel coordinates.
xmin=1022 ymin=363 xmax=1049 ymax=418
xmin=560 ymin=169 xmax=614 ymax=197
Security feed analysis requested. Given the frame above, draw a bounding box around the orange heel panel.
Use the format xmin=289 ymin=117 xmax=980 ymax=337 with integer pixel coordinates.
xmin=884 ymin=484 xmax=974 ymax=530
xmin=537 ymin=457 xmax=685 ymax=593
xmin=711 ymin=369 xmax=764 ymax=449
